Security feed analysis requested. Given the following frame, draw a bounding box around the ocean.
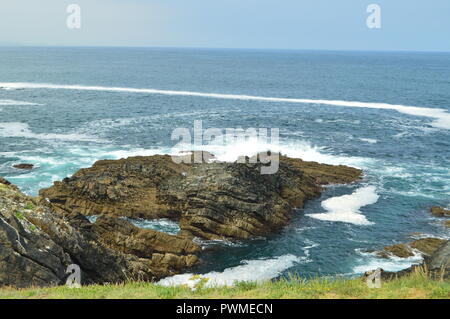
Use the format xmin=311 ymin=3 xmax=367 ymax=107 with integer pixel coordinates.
xmin=0 ymin=47 xmax=449 ymax=284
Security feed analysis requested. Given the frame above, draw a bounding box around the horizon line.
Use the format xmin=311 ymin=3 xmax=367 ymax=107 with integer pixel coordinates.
xmin=1 ymin=44 xmax=450 ymax=54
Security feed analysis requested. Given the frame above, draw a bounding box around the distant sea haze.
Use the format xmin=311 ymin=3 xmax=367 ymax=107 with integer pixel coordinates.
xmin=0 ymin=47 xmax=449 ymax=282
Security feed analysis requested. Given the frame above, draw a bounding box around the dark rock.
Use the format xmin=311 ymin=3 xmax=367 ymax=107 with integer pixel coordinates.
xmin=0 ymin=182 xmax=70 ymax=288
xmin=2 ymin=153 xmax=363 ymax=288
xmin=0 ymin=177 xmax=11 ymax=186
xmin=40 ymin=154 xmax=362 ymax=240
xmin=426 ymin=241 xmax=450 ymax=271
xmin=93 ymin=216 xmax=200 ymax=278
xmin=13 ymin=164 xmax=34 ymax=170
xmin=0 ymin=181 xmax=201 ymax=288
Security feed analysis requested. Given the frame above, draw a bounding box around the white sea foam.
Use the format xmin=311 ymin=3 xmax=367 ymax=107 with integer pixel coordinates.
xmin=75 ymin=135 xmax=372 ymax=169
xmin=353 ymin=250 xmax=423 ymax=274
xmin=106 ymin=148 xmax=167 ymax=159
xmin=124 ymin=217 xmax=180 ymax=235
xmin=307 ymin=186 xmax=379 ymax=225
xmin=193 ymin=238 xmax=245 ymax=249
xmin=157 ymin=254 xmax=303 ymax=288
xmin=171 ymin=136 xmax=373 ymax=169
xmin=359 ymin=138 xmax=378 ymax=144
xmin=1 ymin=82 xmax=449 ymax=129
xmin=0 ymin=122 xmax=100 ymax=142
xmin=0 ymin=99 xmax=40 ymax=106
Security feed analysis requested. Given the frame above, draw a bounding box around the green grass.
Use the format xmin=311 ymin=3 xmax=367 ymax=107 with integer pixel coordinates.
xmin=0 ymin=270 xmax=448 ymax=299
xmin=14 ymin=211 xmax=25 ymax=220
xmin=24 ymin=203 xmax=35 ymax=210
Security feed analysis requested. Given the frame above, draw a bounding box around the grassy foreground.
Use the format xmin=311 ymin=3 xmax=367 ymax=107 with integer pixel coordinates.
xmin=0 ymin=270 xmax=449 ymax=299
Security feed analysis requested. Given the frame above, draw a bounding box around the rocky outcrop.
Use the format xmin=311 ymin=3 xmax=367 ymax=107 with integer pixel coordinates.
xmin=377 ymin=238 xmax=447 ymax=258
xmin=0 ymin=179 xmax=69 ymax=288
xmin=426 ymin=241 xmax=450 ymax=271
xmin=430 ymin=206 xmax=450 ymax=229
xmin=13 ymin=164 xmax=34 ymax=170
xmin=0 ymin=177 xmax=16 ymax=188
xmin=366 ymin=238 xmax=450 ymax=281
xmin=0 ymin=178 xmax=200 ymax=288
xmin=375 ymin=240 xmax=450 ymax=281
xmin=2 ymin=153 xmax=362 ymax=288
xmin=40 ymin=154 xmax=362 ymax=240
xmin=365 ymin=207 xmax=450 ymax=280
xmin=92 ymin=216 xmax=200 ymax=278
xmin=430 ymin=206 xmax=450 ymax=217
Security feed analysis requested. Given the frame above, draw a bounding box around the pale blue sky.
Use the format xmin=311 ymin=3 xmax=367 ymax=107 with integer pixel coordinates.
xmin=1 ymin=0 xmax=449 ymax=51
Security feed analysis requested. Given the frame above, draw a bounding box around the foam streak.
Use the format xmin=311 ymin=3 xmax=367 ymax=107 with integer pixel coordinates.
xmin=1 ymin=82 xmax=449 ymax=129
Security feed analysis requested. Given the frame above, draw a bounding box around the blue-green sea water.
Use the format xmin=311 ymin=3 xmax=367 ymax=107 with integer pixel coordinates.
xmin=1 ymin=47 xmax=449 ymax=283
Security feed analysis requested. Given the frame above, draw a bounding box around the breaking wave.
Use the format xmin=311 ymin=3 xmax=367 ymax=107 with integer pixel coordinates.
xmin=353 ymin=249 xmax=423 ymax=274
xmin=157 ymin=254 xmax=304 ymax=288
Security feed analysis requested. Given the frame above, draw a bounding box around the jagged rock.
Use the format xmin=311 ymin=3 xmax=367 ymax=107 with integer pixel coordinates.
xmin=13 ymin=164 xmax=34 ymax=170
xmin=2 ymin=153 xmax=362 ymax=288
xmin=0 ymin=183 xmax=70 ymax=288
xmin=0 ymin=177 xmax=18 ymax=190
xmin=93 ymin=216 xmax=200 ymax=257
xmin=93 ymin=216 xmax=200 ymax=277
xmin=410 ymin=238 xmax=447 ymax=256
xmin=426 ymin=241 xmax=450 ymax=271
xmin=371 ymin=240 xmax=450 ymax=281
xmin=40 ymin=154 xmax=362 ymax=240
xmin=0 ymin=180 xmax=70 ymax=288
xmin=378 ymin=244 xmax=415 ymax=258
xmin=0 ymin=177 xmax=11 ymax=186
xmin=430 ymin=206 xmax=450 ymax=217
xmin=41 ymin=155 xmax=189 ymax=220
xmin=378 ymin=238 xmax=446 ymax=258
xmin=0 ymin=180 xmax=201 ymax=288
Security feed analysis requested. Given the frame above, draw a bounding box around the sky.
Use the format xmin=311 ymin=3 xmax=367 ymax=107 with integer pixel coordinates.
xmin=1 ymin=0 xmax=449 ymax=51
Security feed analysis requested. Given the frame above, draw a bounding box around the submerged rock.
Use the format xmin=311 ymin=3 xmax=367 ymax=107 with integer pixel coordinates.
xmin=430 ymin=206 xmax=450 ymax=229
xmin=430 ymin=206 xmax=450 ymax=217
xmin=13 ymin=163 xmax=34 ymax=170
xmin=40 ymin=154 xmax=362 ymax=240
